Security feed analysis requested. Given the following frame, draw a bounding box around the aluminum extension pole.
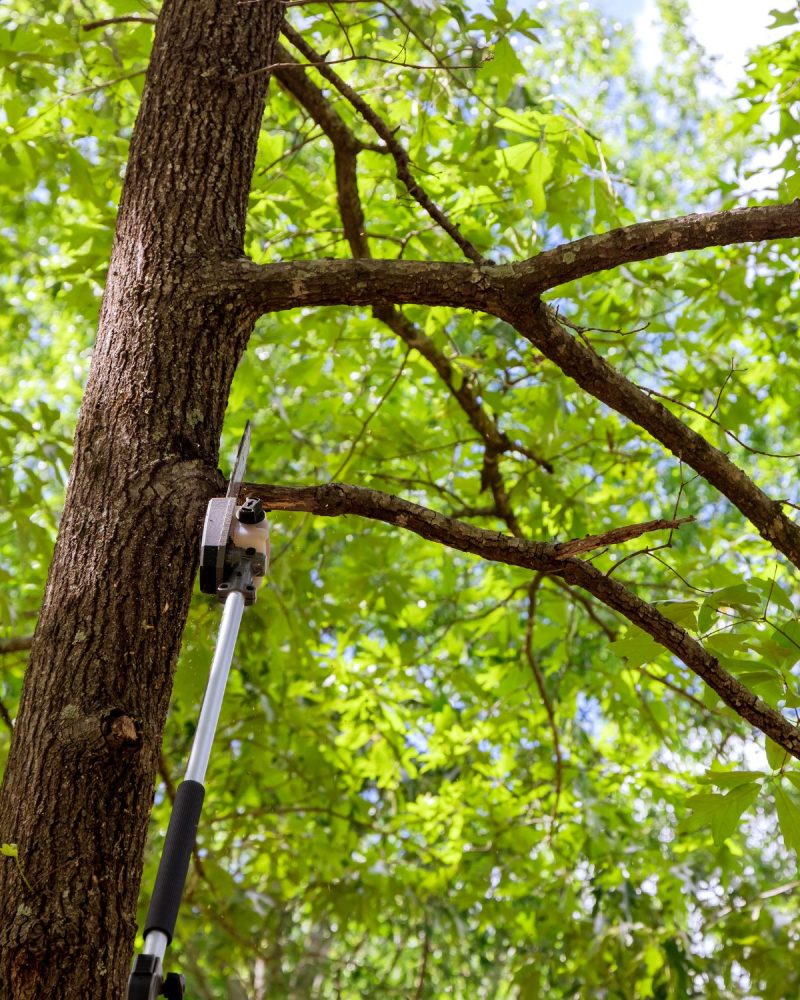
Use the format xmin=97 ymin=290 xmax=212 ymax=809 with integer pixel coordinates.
xmin=141 ymin=590 xmax=246 ymax=964
xmin=185 ymin=591 xmax=246 ymax=783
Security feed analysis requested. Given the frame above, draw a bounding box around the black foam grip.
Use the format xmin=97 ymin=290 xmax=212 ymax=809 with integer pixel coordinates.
xmin=144 ymin=780 xmax=205 ymax=942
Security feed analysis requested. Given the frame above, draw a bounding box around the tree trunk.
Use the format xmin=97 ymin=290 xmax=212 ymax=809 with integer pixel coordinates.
xmin=0 ymin=2 xmax=282 ymax=996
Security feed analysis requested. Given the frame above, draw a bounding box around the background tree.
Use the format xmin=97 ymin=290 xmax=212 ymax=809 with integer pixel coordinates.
xmin=2 ymin=0 xmax=800 ymax=996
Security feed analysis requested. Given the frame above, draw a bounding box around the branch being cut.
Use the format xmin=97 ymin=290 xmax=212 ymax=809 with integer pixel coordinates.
xmin=241 ymin=482 xmax=689 ymax=565
xmin=243 ymin=481 xmax=800 ymax=758
xmin=516 ymin=201 xmax=800 ymax=293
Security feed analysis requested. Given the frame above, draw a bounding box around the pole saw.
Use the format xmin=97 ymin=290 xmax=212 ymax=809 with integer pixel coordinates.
xmin=127 ymin=423 xmax=269 ymax=1000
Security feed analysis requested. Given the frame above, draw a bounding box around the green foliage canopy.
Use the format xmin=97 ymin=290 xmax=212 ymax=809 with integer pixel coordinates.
xmin=3 ymin=1 xmax=800 ymax=996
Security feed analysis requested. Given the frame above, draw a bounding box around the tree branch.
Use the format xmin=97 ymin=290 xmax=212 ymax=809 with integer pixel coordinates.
xmin=214 ymin=189 xmax=800 ymax=310
xmin=0 ymin=636 xmax=33 ymax=656
xmin=81 ymin=15 xmax=157 ymax=31
xmin=211 ymin=256 xmax=499 ymax=313
xmin=243 ymin=480 xmax=800 ymax=758
xmin=242 ymin=482 xmax=687 ymax=564
xmin=505 ymin=302 xmax=800 ymax=570
xmin=272 ymin=49 xmax=550 ymax=504
xmin=280 ymin=22 xmax=486 ymax=264
xmin=217 ymin=255 xmax=800 ymax=568
xmin=518 ymin=201 xmax=800 ymax=292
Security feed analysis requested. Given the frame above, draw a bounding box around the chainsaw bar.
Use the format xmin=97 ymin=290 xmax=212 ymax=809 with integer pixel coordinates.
xmin=226 ymin=420 xmax=250 ymax=500
xmin=199 ymin=423 xmax=251 ymax=595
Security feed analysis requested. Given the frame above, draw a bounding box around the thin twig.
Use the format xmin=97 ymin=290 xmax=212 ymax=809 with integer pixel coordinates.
xmin=412 ymin=923 xmax=430 ymax=1000
xmin=639 ymin=384 xmax=800 ymax=459
xmin=331 ymin=347 xmax=410 ymax=479
xmin=525 ymin=576 xmax=563 ymax=835
xmin=553 ymin=516 xmax=694 ymax=559
xmin=82 ymin=15 xmax=157 ymax=30
xmin=8 ymin=70 xmax=146 ymax=138
xmin=245 ymin=54 xmax=478 ymax=74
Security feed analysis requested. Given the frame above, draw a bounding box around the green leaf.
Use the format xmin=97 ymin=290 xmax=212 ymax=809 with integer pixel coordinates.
xmin=683 ymin=783 xmax=760 ymax=845
xmin=526 ymin=149 xmax=552 ymax=215
xmin=699 ymin=584 xmax=762 ymax=632
xmin=768 ymin=8 xmax=799 ymax=28
xmin=609 ymin=631 xmax=663 ymax=669
xmin=766 ymin=737 xmax=788 ymax=771
xmin=704 ymin=769 xmax=765 ymax=789
xmin=710 ymin=784 xmax=760 ymax=846
xmin=655 ymin=601 xmax=698 ymax=628
xmin=487 ymin=37 xmax=525 ymax=102
xmin=775 ymin=786 xmax=800 ymax=854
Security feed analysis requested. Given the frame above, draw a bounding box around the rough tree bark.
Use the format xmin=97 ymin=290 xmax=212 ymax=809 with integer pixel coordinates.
xmin=0 ymin=2 xmax=283 ymax=996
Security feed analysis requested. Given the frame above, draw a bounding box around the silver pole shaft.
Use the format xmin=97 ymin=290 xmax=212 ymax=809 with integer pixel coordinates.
xmin=185 ymin=591 xmax=246 ymax=784
xmin=142 ymin=929 xmax=168 ymax=963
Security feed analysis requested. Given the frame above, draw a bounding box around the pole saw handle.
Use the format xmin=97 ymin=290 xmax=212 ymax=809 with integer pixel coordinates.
xmin=127 ymin=956 xmax=185 ymax=999
xmin=143 ymin=780 xmax=205 ymax=943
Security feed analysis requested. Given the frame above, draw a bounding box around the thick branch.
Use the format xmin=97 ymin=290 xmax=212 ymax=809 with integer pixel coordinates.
xmin=227 ymin=201 xmax=800 ymax=298
xmin=242 ymin=482 xmax=688 ymax=564
xmin=518 ymin=202 xmax=800 ymax=292
xmin=218 ymin=254 xmax=800 ymax=567
xmin=214 ymin=188 xmax=800 ymax=309
xmin=244 ymin=481 xmax=800 ymax=757
xmin=211 ymin=256 xmax=499 ymax=312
